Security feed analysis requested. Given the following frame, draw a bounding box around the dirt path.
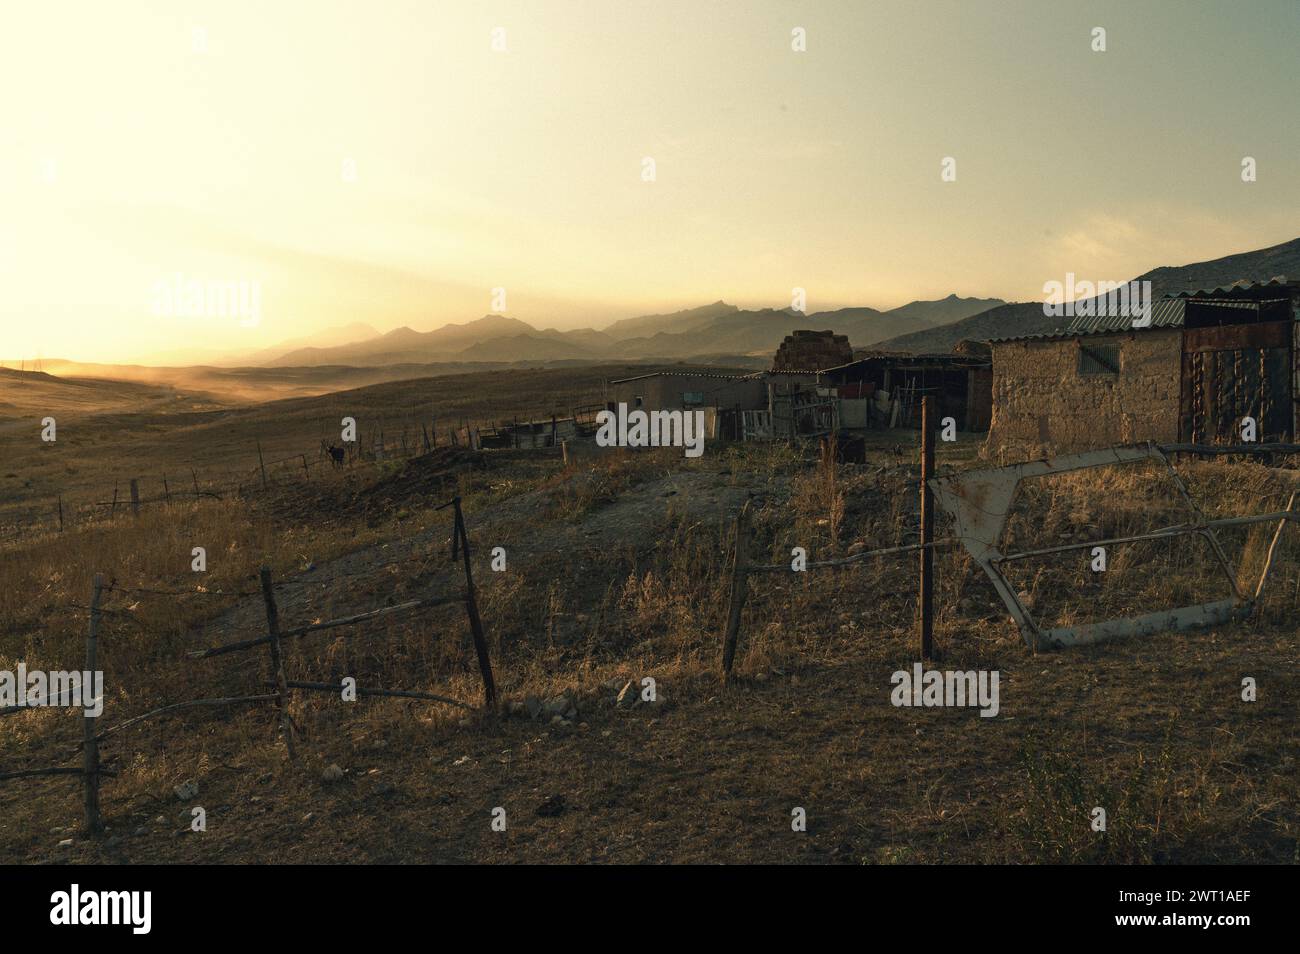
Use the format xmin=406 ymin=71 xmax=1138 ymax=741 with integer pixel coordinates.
xmin=191 ymin=467 xmax=788 ymax=653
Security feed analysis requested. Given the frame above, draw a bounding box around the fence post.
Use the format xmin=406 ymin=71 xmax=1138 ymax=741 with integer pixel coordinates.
xmin=110 ymin=483 xmax=118 ymax=518
xmin=83 ymin=574 xmax=103 ymax=834
xmin=162 ymin=474 xmax=171 ymax=506
xmin=920 ymin=395 xmax=935 ymax=660
xmin=453 ymin=498 xmax=497 ymax=707
xmin=257 ymin=441 xmax=268 ymax=490
xmin=129 ymin=479 xmax=140 ymax=516
xmin=259 ymin=567 xmax=297 ymax=759
xmin=721 ymin=502 xmax=751 ymax=679
xmin=302 ymin=455 xmax=310 ymax=482
xmin=561 ymin=440 xmax=569 ymax=467
xmin=58 ymin=495 xmax=64 ymax=532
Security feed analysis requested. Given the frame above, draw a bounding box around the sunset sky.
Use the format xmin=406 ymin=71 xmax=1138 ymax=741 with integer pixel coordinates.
xmin=2 ymin=0 xmax=1297 ymax=364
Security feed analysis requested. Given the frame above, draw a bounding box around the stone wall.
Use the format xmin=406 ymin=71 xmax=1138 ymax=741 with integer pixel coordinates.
xmin=985 ymin=329 xmax=1182 ymax=459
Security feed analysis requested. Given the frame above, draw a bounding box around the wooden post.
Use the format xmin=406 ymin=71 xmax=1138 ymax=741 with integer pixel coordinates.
xmin=257 ymin=440 xmax=268 ymax=490
xmin=422 ymin=424 xmax=431 ymax=453
xmin=129 ymin=479 xmax=140 ymax=516
xmin=561 ymin=440 xmax=569 ymax=466
xmin=431 ymin=417 xmax=437 ymax=448
xmin=110 ymin=483 xmax=119 ymax=518
xmin=58 ymin=495 xmax=64 ymax=532
xmin=162 ymin=474 xmax=171 ymax=505
xmin=83 ymin=574 xmax=103 ymax=833
xmin=920 ymin=395 xmax=935 ymax=660
xmin=192 ymin=469 xmax=200 ymax=498
xmin=454 ymin=498 xmax=497 ymax=707
xmin=721 ymin=503 xmax=751 ymax=678
xmin=302 ymin=455 xmax=310 ymax=481
xmin=259 ymin=567 xmax=297 ymax=759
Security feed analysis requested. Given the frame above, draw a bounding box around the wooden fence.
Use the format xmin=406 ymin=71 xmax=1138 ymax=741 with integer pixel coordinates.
xmin=0 ymin=496 xmax=494 ymax=834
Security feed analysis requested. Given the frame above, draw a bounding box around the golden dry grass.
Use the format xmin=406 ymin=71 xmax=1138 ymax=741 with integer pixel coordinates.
xmin=1 ymin=377 xmax=1297 ymax=864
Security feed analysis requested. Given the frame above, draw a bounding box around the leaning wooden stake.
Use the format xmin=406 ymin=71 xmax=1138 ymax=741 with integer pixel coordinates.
xmin=83 ymin=574 xmax=103 ymax=834
xmin=454 ymin=498 xmax=497 ymax=707
xmin=721 ymin=503 xmax=752 ymax=678
xmin=257 ymin=440 xmax=268 ymax=491
xmin=919 ymin=395 xmax=935 ymax=660
xmin=259 ymin=567 xmax=297 ymax=759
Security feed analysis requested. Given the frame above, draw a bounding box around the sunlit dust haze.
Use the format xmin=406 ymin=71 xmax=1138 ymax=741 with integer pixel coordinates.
xmin=1 ymin=0 xmax=1297 ymax=364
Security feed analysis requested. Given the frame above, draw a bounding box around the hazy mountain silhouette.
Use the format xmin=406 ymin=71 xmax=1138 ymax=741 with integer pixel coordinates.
xmin=877 ymin=236 xmax=1300 ymax=354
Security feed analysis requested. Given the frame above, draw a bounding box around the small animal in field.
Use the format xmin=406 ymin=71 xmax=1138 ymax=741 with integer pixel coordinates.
xmin=327 ymin=444 xmax=345 ymax=469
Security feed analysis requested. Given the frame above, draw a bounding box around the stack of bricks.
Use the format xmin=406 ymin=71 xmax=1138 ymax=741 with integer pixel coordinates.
xmin=771 ymin=329 xmax=853 ymax=371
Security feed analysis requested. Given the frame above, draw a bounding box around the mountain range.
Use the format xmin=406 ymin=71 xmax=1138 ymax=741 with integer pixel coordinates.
xmin=262 ymin=295 xmax=1005 ymax=367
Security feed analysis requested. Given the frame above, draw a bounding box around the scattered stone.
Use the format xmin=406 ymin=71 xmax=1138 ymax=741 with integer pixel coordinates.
xmin=174 ymin=779 xmax=199 ymax=800
xmin=133 ymin=826 xmax=148 ymax=837
xmin=550 ymin=715 xmax=566 ymax=726
xmin=321 ymin=764 xmax=345 ymax=783
xmin=524 ymin=695 xmax=543 ymax=720
xmin=616 ymin=681 xmax=639 ymax=709
xmin=57 ymin=838 xmax=73 ymax=848
xmin=458 ymin=718 xmax=471 ymax=728
xmin=153 ymin=815 xmax=166 ymax=825
xmin=507 ymin=700 xmax=525 ymax=717
xmin=535 ymin=794 xmax=566 ymax=818
xmin=543 ymin=695 xmax=571 ymax=718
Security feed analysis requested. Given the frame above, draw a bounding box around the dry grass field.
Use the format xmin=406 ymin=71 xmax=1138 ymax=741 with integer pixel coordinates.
xmin=1 ymin=366 xmax=1297 ymax=864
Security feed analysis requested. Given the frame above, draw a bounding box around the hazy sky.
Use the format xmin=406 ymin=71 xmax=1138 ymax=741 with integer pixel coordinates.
xmin=2 ymin=0 xmax=1297 ymax=363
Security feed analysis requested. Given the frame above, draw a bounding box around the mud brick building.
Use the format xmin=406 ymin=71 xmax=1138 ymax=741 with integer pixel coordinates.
xmin=986 ymin=279 xmax=1300 ymax=458
xmin=772 ymin=330 xmax=853 ymax=372
xmin=606 ymin=371 xmax=766 ymax=413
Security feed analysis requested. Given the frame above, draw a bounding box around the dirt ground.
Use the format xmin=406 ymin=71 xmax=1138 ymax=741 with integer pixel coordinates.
xmin=2 ymin=372 xmax=1297 ymax=865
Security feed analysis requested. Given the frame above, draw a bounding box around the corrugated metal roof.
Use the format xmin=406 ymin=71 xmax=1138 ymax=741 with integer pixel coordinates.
xmin=1062 ymin=297 xmax=1185 ymax=336
xmin=989 ymin=299 xmax=1185 ymax=344
xmin=1174 ymin=277 xmax=1294 ymax=299
xmin=608 ymin=371 xmax=748 ymax=384
xmin=991 ymin=286 xmax=1294 ymax=344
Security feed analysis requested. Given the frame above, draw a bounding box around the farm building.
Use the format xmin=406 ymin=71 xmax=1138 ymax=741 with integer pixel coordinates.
xmin=605 ymin=371 xmax=766 ymax=415
xmin=819 ymin=351 xmax=994 ymax=433
xmin=985 ymin=279 xmax=1300 ymax=457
